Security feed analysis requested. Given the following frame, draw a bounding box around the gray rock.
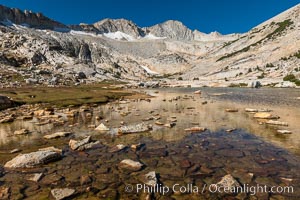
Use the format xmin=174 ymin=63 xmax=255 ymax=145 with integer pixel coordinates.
xmin=118 ymin=122 xmax=152 ymax=134
xmin=77 ymin=71 xmax=87 ymax=79
xmin=69 ymin=136 xmax=100 ymax=151
xmin=4 ymin=149 xmax=62 ymax=168
xmin=249 ymin=81 xmax=262 ymax=88
xmin=78 ymin=43 xmax=91 ymax=62
xmin=51 ymin=188 xmax=75 ymax=200
xmin=141 ymin=171 xmax=157 ymax=186
xmin=216 ymin=174 xmax=240 ymax=188
xmin=25 ymin=78 xmax=38 ymax=84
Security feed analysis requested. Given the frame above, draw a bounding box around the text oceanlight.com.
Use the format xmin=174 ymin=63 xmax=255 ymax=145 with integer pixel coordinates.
xmin=124 ymin=183 xmax=294 ymax=195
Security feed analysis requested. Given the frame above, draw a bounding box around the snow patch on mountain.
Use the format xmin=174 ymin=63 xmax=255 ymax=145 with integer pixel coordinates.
xmin=141 ymin=65 xmax=159 ymax=75
xmin=103 ymin=31 xmax=136 ymax=41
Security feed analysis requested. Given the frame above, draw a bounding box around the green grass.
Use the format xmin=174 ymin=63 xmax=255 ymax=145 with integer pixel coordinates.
xmin=283 ymin=74 xmax=296 ymax=82
xmin=0 ymin=83 xmax=131 ymax=107
xmin=294 ymin=50 xmax=300 ymax=59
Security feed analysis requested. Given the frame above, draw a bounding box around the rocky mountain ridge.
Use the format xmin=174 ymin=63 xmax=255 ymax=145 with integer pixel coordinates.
xmin=0 ymin=3 xmax=299 ymax=88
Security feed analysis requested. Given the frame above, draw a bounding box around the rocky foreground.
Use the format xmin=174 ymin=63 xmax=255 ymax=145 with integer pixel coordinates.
xmin=0 ymin=88 xmax=299 ymax=199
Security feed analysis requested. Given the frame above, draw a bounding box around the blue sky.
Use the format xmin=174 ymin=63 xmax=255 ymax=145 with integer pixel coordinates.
xmin=0 ymin=0 xmax=299 ymax=34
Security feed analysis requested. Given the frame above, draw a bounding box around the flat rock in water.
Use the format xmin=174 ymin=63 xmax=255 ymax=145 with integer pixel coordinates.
xmin=245 ymin=108 xmax=271 ymax=112
xmin=39 ymin=146 xmax=62 ymax=153
xmin=69 ymin=136 xmax=91 ymax=150
xmin=140 ymin=171 xmax=157 ymax=186
xmin=0 ymin=116 xmax=14 ymax=123
xmin=254 ymin=112 xmax=279 ymax=119
xmin=4 ymin=149 xmax=62 ymax=168
xmin=266 ymin=120 xmax=288 ymax=126
xmin=194 ymin=90 xmax=201 ymax=94
xmin=118 ymin=123 xmax=152 ymax=134
xmin=13 ymin=129 xmax=30 ymax=135
xmin=10 ymin=149 xmax=22 ymax=154
xmin=109 ymin=144 xmax=127 ymax=153
xmin=44 ymin=131 xmax=72 ymax=139
xmin=118 ymin=159 xmax=143 ymax=172
xmin=95 ymin=123 xmax=110 ymax=131
xmin=184 ymin=127 xmax=206 ymax=132
xmin=277 ymin=130 xmax=292 ymax=134
xmin=216 ymin=174 xmax=240 ymax=188
xmin=51 ymin=188 xmax=75 ymax=200
xmin=27 ymin=173 xmax=43 ymax=182
xmin=164 ymin=123 xmax=176 ymax=128
xmin=69 ymin=136 xmax=100 ymax=151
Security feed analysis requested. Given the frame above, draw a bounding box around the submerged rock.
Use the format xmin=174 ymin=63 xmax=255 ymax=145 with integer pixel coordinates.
xmin=118 ymin=122 xmax=152 ymax=134
xmin=4 ymin=149 xmax=62 ymax=168
xmin=69 ymin=136 xmax=100 ymax=151
xmin=216 ymin=174 xmax=240 ymax=188
xmin=0 ymin=116 xmax=14 ymax=123
xmin=118 ymin=159 xmax=143 ymax=172
xmin=245 ymin=108 xmax=271 ymax=112
xmin=27 ymin=173 xmax=43 ymax=182
xmin=109 ymin=144 xmax=127 ymax=153
xmin=253 ymin=112 xmax=279 ymax=119
xmin=140 ymin=171 xmax=157 ymax=186
xmin=39 ymin=146 xmax=62 ymax=153
xmin=10 ymin=149 xmax=21 ymax=154
xmin=184 ymin=127 xmax=206 ymax=132
xmin=155 ymin=121 xmax=164 ymax=125
xmin=51 ymin=188 xmax=75 ymax=200
xmin=13 ymin=129 xmax=30 ymax=135
xmin=43 ymin=131 xmax=72 ymax=139
xmin=164 ymin=122 xmax=176 ymax=128
xmin=266 ymin=120 xmax=288 ymax=126
xmin=95 ymin=123 xmax=110 ymax=131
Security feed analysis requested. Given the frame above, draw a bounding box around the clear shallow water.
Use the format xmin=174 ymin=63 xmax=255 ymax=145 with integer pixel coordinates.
xmin=0 ymin=88 xmax=299 ymax=199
